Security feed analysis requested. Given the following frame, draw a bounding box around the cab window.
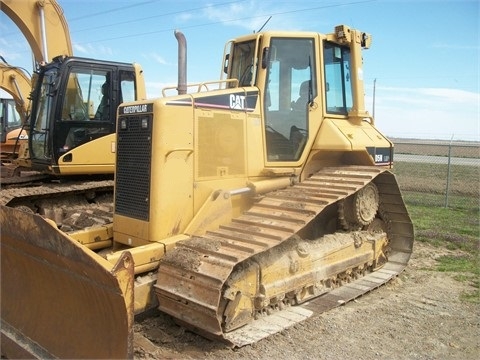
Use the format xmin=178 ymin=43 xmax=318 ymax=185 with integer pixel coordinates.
xmin=324 ymin=42 xmax=352 ymax=114
xmin=228 ymin=40 xmax=256 ymax=87
xmin=61 ymin=70 xmax=110 ymax=121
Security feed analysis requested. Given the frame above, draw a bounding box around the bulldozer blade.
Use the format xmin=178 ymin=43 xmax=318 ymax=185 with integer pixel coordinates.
xmin=0 ymin=205 xmax=135 ymax=359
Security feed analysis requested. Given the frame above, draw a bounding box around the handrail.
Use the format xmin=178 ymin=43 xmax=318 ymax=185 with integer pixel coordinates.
xmin=161 ymin=78 xmax=239 ymax=97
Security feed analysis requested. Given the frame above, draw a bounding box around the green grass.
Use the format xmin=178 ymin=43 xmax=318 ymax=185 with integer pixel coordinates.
xmin=406 ymin=202 xmax=480 ymax=303
xmin=403 ymin=191 xmax=479 ymax=213
xmin=391 ymin=142 xmax=479 ymax=302
xmin=393 ymin=162 xmax=480 ymax=197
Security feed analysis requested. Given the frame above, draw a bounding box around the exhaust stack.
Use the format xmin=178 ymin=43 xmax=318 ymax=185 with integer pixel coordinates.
xmin=175 ymin=30 xmax=187 ymax=95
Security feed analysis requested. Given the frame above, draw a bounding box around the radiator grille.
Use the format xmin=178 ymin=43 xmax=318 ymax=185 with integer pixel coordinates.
xmin=115 ymin=114 xmax=152 ymax=221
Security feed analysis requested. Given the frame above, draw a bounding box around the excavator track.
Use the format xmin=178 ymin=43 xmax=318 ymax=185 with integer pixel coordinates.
xmin=0 ymin=179 xmax=114 ymax=232
xmin=155 ymin=166 xmax=414 ymax=346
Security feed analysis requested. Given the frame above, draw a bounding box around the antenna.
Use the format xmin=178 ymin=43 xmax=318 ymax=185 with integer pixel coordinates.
xmin=255 ymin=16 xmax=272 ymax=33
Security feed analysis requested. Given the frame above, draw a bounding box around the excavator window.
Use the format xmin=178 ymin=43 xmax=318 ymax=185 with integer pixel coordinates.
xmin=264 ymin=37 xmax=315 ymax=161
xmin=1 ymin=99 xmax=22 ymax=128
xmin=59 ymin=69 xmax=112 ymax=151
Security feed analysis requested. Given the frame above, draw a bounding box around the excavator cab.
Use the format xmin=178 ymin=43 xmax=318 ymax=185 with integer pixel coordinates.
xmin=28 ymin=56 xmax=141 ymax=175
xmin=0 ymin=98 xmax=23 ymax=144
xmin=0 ymin=63 xmax=31 ymax=161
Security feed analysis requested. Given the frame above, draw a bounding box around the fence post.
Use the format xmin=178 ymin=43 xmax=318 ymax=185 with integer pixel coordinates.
xmin=444 ymin=135 xmax=454 ymax=208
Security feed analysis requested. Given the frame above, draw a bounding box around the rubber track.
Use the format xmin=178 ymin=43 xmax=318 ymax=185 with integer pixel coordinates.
xmin=155 ymin=166 xmax=414 ymax=346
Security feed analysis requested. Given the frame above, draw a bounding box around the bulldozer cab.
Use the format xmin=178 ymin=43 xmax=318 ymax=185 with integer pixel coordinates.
xmin=224 ymin=34 xmax=317 ymax=164
xmin=28 ymin=56 xmax=138 ymax=173
xmin=224 ymin=31 xmax=362 ymax=165
xmin=222 ymin=27 xmax=385 ymax=173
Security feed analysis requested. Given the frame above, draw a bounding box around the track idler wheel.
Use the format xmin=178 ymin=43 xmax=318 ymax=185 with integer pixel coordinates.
xmin=339 ymin=182 xmax=379 ymax=230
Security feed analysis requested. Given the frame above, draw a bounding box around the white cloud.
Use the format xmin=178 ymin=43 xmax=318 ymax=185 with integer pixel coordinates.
xmin=370 ymin=86 xmax=480 ymax=141
xmin=200 ymin=0 xmax=285 ymax=32
xmin=151 ymin=53 xmax=168 ymax=65
xmin=73 ymin=43 xmax=88 ymax=54
xmin=72 ymin=42 xmax=113 ymax=57
xmin=417 ymin=88 xmax=479 ymax=103
xmin=175 ymin=13 xmax=193 ymax=22
xmin=141 ymin=52 xmax=171 ymax=67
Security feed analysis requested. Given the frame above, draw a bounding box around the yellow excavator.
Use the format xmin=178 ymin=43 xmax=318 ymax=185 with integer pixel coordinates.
xmin=1 ymin=0 xmax=146 ymax=174
xmin=0 ymin=0 xmax=69 ymax=163
xmin=0 ymin=0 xmax=146 ymax=224
xmin=0 ymin=97 xmax=24 ymax=158
xmin=1 ymin=26 xmax=414 ymax=359
xmin=0 ymin=62 xmax=30 ymax=160
xmin=0 ymin=0 xmax=73 ymax=165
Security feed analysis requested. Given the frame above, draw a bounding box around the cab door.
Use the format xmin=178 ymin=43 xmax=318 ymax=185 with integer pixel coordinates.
xmin=263 ymin=37 xmax=318 ymax=163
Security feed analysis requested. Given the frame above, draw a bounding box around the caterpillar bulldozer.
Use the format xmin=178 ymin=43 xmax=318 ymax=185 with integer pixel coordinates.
xmin=0 ymin=25 xmax=414 ymax=359
xmin=0 ymin=0 xmax=146 ymax=229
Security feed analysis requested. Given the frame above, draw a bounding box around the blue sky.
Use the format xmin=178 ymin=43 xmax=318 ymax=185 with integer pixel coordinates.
xmin=1 ymin=0 xmax=478 ymax=141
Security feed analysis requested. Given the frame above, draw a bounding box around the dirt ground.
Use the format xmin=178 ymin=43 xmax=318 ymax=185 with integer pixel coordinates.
xmin=133 ymin=242 xmax=479 ymax=360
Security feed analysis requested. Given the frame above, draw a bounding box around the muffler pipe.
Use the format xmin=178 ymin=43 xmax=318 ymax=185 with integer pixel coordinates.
xmin=175 ymin=30 xmax=187 ymax=95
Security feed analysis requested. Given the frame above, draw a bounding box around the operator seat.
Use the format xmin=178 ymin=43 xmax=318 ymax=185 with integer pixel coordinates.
xmin=292 ymin=80 xmax=310 ymax=111
xmin=95 ymin=82 xmax=110 ymax=120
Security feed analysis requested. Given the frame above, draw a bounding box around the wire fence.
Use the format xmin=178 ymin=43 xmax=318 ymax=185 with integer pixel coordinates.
xmin=391 ymin=139 xmax=480 ymax=210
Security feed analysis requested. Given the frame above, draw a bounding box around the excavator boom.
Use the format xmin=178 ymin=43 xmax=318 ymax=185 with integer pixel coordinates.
xmin=1 ymin=0 xmax=72 ymax=163
xmin=1 ymin=0 xmax=72 ymax=63
xmin=0 ymin=63 xmax=30 ymax=119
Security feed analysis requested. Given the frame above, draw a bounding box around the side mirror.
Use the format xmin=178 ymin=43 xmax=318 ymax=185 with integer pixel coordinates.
xmin=261 ymin=47 xmax=270 ymax=69
xmin=223 ymin=53 xmax=230 ymax=74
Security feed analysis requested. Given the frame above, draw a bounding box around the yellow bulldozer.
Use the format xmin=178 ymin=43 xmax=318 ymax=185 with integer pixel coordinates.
xmin=1 ymin=25 xmax=414 ymax=359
